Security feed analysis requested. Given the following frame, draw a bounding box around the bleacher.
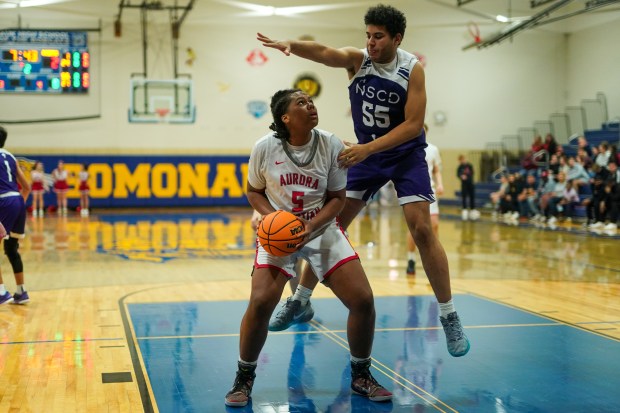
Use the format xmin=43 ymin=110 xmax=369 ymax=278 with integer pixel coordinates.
xmin=448 ymin=92 xmax=619 ymax=218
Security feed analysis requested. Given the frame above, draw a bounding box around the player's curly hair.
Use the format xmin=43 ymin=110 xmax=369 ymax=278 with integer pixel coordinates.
xmin=0 ymin=126 xmax=7 ymax=148
xmin=269 ymin=88 xmax=301 ymax=142
xmin=364 ymin=4 xmax=406 ymax=38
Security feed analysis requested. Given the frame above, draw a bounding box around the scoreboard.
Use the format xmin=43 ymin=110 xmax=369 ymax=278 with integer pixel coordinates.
xmin=0 ymin=30 xmax=89 ymax=94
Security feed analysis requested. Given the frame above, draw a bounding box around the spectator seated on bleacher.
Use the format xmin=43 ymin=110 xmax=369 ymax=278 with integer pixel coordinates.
xmin=520 ymin=150 xmax=539 ymax=176
xmin=611 ymin=144 xmax=619 ymax=165
xmin=577 ymin=135 xmax=593 ymax=157
xmin=544 ymin=133 xmax=558 ymax=158
xmin=548 ymin=154 xmax=560 ymax=176
xmin=566 ymin=156 xmax=590 ymax=188
xmin=544 ymin=171 xmax=568 ymax=226
xmin=490 ymin=175 xmax=508 ymax=217
xmin=517 ymin=174 xmax=541 ymax=220
xmin=594 ymin=141 xmax=611 ymax=168
xmin=558 ymin=179 xmax=580 ymax=223
xmin=576 ymin=148 xmax=593 ymax=171
xmin=537 ymin=170 xmax=556 ymax=223
xmin=500 ymin=173 xmax=525 ymax=223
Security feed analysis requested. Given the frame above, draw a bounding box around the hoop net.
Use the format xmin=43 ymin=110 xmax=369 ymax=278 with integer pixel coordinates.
xmin=155 ymin=108 xmax=171 ymax=123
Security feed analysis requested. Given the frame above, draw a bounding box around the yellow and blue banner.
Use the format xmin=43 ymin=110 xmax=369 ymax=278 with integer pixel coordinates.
xmin=19 ymin=155 xmax=250 ymax=208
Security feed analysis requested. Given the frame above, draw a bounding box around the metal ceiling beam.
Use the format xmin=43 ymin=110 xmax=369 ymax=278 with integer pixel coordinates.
xmin=533 ymin=0 xmax=620 ymax=27
xmin=530 ymin=0 xmax=558 ymax=7
xmin=462 ymin=0 xmax=575 ymax=50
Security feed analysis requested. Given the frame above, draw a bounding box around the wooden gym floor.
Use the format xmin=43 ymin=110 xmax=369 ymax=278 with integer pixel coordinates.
xmin=0 ymin=206 xmax=619 ymax=412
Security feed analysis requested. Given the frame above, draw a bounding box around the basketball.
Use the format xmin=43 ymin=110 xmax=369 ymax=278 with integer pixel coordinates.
xmin=257 ymin=210 xmax=305 ymax=257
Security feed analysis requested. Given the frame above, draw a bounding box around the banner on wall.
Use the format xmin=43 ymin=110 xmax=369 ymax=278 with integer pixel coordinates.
xmin=19 ymin=155 xmax=250 ymax=208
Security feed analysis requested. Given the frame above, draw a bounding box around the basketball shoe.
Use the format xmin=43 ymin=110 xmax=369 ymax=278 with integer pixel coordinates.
xmin=12 ymin=291 xmax=30 ymax=305
xmin=268 ymin=297 xmax=314 ymax=331
xmin=440 ymin=312 xmax=470 ymax=357
xmin=225 ymin=363 xmax=256 ymax=407
xmin=0 ymin=291 xmax=14 ymax=305
xmin=350 ymin=359 xmax=392 ymax=402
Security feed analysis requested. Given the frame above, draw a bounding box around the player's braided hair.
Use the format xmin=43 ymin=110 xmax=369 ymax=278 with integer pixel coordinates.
xmin=269 ymin=89 xmax=302 ymax=142
xmin=364 ymin=4 xmax=406 ymax=38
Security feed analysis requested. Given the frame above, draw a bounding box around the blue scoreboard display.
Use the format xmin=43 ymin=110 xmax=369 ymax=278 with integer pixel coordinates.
xmin=0 ymin=30 xmax=89 ymax=93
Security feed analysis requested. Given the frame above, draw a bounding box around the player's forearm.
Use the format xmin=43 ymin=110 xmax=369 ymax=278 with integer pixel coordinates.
xmin=246 ymin=190 xmax=274 ymax=215
xmin=289 ymin=41 xmax=349 ymax=68
xmin=310 ymin=193 xmax=345 ymax=231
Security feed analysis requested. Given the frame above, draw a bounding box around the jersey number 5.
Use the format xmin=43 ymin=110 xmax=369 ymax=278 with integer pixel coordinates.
xmin=292 ymin=191 xmax=304 ymax=213
xmin=362 ymin=101 xmax=390 ymax=129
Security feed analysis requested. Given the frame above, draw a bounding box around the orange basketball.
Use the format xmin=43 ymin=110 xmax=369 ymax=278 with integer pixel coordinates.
xmin=257 ymin=210 xmax=305 ymax=257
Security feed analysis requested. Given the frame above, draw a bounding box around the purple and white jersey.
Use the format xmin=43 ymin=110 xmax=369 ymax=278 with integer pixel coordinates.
xmin=348 ymin=48 xmax=426 ymax=159
xmin=0 ymin=149 xmax=20 ymax=196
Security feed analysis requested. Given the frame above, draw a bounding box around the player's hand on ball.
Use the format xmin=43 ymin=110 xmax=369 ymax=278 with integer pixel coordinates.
xmin=294 ymin=218 xmax=314 ymax=249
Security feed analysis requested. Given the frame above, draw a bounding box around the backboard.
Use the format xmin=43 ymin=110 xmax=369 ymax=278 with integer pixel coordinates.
xmin=128 ymin=78 xmax=196 ymax=123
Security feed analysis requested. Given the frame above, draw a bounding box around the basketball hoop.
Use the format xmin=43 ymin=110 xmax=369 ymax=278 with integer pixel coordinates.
xmin=155 ymin=108 xmax=171 ymax=123
xmin=467 ymin=22 xmax=481 ymax=43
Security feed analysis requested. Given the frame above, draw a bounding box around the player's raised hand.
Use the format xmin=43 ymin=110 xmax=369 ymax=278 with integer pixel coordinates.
xmin=257 ymin=33 xmax=291 ymax=56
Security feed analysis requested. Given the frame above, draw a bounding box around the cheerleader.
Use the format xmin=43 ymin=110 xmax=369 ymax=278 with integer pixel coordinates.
xmin=30 ymin=161 xmax=46 ymax=217
xmin=52 ymin=160 xmax=69 ymax=215
xmin=78 ymin=163 xmax=90 ymax=216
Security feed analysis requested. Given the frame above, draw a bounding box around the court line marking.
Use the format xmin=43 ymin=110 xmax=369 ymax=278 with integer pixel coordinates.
xmin=467 ymin=293 xmax=620 ymax=342
xmin=119 ymin=286 xmax=172 ymax=413
xmin=308 ymin=320 xmax=456 ymax=413
xmin=0 ymin=337 xmax=124 ymax=345
xmin=132 ymin=321 xmax=563 ymax=341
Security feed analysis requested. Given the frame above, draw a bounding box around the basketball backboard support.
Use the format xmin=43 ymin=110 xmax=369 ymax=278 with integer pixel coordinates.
xmin=128 ymin=78 xmax=196 ymax=123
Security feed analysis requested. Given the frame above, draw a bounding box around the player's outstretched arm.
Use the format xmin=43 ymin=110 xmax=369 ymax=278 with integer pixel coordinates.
xmin=257 ymin=32 xmax=363 ymax=71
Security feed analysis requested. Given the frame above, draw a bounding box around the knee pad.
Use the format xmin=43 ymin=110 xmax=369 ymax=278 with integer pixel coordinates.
xmin=4 ymin=237 xmax=23 ymax=273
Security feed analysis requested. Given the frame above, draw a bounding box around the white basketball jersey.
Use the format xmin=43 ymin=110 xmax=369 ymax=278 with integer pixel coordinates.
xmin=425 ymin=142 xmax=442 ymax=192
xmin=248 ymin=129 xmax=346 ymax=226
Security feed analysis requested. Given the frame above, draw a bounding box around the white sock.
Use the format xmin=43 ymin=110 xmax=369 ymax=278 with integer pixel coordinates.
xmin=0 ymin=284 xmax=6 ymax=294
xmin=438 ymin=299 xmax=456 ymax=318
xmin=292 ymin=285 xmax=313 ymax=306
xmin=350 ymin=355 xmax=370 ymax=364
xmin=407 ymin=252 xmax=416 ymax=261
xmin=16 ymin=285 xmax=25 ymax=294
xmin=238 ymin=358 xmax=257 ymax=367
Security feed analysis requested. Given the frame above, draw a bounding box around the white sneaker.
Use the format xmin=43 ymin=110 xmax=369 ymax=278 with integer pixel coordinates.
xmin=32 ymin=209 xmax=38 ymax=217
xmin=469 ymin=209 xmax=480 ymax=220
xmin=589 ymin=222 xmax=604 ymax=229
xmin=604 ymin=223 xmax=617 ymax=231
xmin=461 ymin=209 xmax=469 ymax=221
xmin=38 ymin=209 xmax=44 ymax=217
xmin=547 ymin=216 xmax=558 ymax=225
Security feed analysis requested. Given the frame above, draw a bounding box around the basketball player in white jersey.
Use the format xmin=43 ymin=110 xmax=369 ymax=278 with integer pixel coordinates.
xmin=257 ymin=3 xmax=469 ymax=358
xmin=407 ymin=124 xmax=443 ymax=274
xmin=225 ymin=89 xmax=392 ymax=407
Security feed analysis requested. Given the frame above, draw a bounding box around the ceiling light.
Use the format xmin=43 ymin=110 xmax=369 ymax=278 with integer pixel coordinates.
xmin=496 ymin=15 xmax=510 ymax=22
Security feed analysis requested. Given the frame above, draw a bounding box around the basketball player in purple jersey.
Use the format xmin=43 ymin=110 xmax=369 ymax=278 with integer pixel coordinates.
xmin=0 ymin=126 xmax=32 ymax=305
xmin=258 ymin=4 xmax=470 ymax=357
